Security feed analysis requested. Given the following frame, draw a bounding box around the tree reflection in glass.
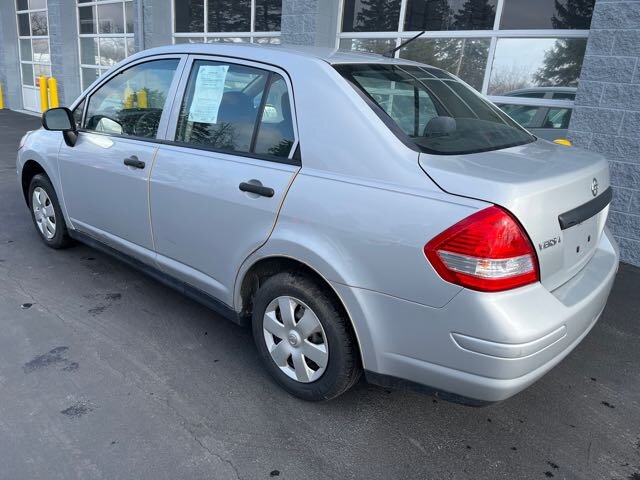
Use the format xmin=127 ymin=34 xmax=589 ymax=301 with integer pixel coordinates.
xmin=342 ymin=0 xmax=402 ymax=32
xmin=489 ymin=37 xmax=586 ymax=95
xmin=400 ymin=38 xmax=490 ymax=91
xmin=404 ymin=0 xmax=496 ymax=31
xmin=208 ymin=0 xmax=251 ymax=32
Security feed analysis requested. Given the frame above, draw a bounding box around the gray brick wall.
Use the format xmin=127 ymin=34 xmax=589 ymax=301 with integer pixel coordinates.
xmin=568 ymin=0 xmax=640 ymax=266
xmin=47 ymin=0 xmax=82 ymax=106
xmin=0 ymin=1 xmax=22 ymax=111
xmin=281 ymin=0 xmax=340 ymax=47
xmin=137 ymin=0 xmax=173 ymax=50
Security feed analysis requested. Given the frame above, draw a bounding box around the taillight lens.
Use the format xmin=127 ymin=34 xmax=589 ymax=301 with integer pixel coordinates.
xmin=424 ymin=206 xmax=539 ymax=292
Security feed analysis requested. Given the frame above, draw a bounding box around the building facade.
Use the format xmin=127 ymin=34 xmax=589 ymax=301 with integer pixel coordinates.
xmin=0 ymin=0 xmax=637 ymax=265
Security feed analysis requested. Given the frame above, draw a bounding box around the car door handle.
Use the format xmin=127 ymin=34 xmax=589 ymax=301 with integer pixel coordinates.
xmin=239 ymin=182 xmax=274 ymax=198
xmin=124 ymin=156 xmax=145 ymax=169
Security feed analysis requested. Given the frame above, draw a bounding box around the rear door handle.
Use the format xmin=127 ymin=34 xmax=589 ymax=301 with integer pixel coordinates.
xmin=124 ymin=156 xmax=145 ymax=169
xmin=239 ymin=182 xmax=274 ymax=198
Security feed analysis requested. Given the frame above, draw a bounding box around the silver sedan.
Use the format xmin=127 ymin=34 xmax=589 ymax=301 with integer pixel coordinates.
xmin=17 ymin=44 xmax=618 ymax=404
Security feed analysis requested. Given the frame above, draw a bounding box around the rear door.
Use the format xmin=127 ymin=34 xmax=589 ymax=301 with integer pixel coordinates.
xmin=150 ymin=56 xmax=300 ymax=305
xmin=58 ymin=56 xmax=185 ymax=262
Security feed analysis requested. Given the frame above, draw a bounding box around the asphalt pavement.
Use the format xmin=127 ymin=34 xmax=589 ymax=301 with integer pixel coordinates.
xmin=0 ymin=109 xmax=639 ymax=480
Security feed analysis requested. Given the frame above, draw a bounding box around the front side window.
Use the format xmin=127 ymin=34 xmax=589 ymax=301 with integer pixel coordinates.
xmin=84 ymin=59 xmax=179 ymax=138
xmin=337 ymin=63 xmax=534 ymax=155
xmin=175 ymin=60 xmax=295 ymax=159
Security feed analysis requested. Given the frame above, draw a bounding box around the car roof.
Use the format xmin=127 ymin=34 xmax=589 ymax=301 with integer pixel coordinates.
xmin=504 ymin=86 xmax=578 ymax=95
xmin=128 ymin=42 xmax=423 ymax=66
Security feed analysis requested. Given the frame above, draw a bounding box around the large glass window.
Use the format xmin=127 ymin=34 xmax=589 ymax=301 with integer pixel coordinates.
xmin=337 ymin=0 xmax=591 ymax=117
xmin=17 ymin=0 xmax=51 ymax=112
xmin=341 ymin=0 xmax=402 ymax=32
xmin=404 ymin=0 xmax=497 ymax=31
xmin=173 ymin=0 xmax=281 ymax=44
xmin=176 ymin=60 xmax=294 ymax=159
xmin=77 ymin=0 xmax=135 ymax=91
xmin=84 ymin=59 xmax=179 ymax=139
xmin=500 ymin=0 xmax=595 ymax=30
xmin=488 ymin=37 xmax=586 ymax=96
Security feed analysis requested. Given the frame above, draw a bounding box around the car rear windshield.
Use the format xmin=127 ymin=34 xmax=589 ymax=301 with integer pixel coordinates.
xmin=335 ymin=64 xmax=535 ymax=155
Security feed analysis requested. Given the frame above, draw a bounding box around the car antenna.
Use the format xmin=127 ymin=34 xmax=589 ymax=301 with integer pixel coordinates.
xmin=383 ymin=31 xmax=426 ymax=58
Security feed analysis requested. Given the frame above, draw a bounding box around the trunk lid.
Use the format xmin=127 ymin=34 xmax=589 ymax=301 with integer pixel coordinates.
xmin=419 ymin=140 xmax=611 ymax=291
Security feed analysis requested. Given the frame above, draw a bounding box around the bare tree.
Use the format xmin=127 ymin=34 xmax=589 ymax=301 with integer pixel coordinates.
xmin=488 ymin=64 xmax=531 ymax=95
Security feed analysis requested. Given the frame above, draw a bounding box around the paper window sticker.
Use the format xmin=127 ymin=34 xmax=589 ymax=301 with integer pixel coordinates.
xmin=188 ymin=64 xmax=230 ymax=124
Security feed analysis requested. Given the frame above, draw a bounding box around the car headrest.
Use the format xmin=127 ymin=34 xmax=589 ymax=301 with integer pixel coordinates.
xmin=217 ymin=91 xmax=254 ymax=124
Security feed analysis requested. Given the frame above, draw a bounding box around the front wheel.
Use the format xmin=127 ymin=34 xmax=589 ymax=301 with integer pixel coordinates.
xmin=252 ymin=272 xmax=361 ymax=401
xmin=28 ymin=174 xmax=73 ymax=249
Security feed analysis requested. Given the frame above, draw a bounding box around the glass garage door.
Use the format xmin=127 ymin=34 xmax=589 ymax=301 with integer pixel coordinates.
xmin=16 ymin=0 xmax=51 ymax=112
xmin=77 ymin=0 xmax=135 ymax=91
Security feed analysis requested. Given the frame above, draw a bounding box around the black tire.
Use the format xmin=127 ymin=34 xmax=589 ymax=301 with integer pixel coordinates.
xmin=28 ymin=173 xmax=74 ymax=249
xmin=252 ymin=272 xmax=361 ymax=401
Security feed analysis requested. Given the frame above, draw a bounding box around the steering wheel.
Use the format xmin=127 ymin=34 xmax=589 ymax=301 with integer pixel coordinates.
xmin=133 ymin=110 xmax=162 ymax=138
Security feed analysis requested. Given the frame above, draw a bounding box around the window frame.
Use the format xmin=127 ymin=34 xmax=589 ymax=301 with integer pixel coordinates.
xmin=163 ymin=54 xmax=300 ymax=166
xmin=16 ymin=1 xmax=51 ymax=95
xmin=170 ymin=0 xmax=282 ymax=45
xmin=77 ymin=54 xmax=189 ymax=143
xmin=76 ymin=0 xmax=136 ymax=91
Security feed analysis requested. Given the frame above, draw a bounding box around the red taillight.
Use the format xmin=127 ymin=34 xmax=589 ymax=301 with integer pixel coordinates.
xmin=424 ymin=206 xmax=539 ymax=292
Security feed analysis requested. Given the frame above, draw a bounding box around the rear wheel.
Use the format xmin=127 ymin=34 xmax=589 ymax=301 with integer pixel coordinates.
xmin=28 ymin=174 xmax=73 ymax=249
xmin=252 ymin=272 xmax=361 ymax=401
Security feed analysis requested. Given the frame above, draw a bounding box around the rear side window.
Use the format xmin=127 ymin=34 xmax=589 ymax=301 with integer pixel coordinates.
xmin=175 ymin=60 xmax=295 ymax=159
xmin=336 ymin=63 xmax=535 ymax=155
xmin=253 ymin=76 xmax=295 ymax=157
xmin=84 ymin=59 xmax=180 ymax=139
xmin=542 ymin=107 xmax=572 ymax=129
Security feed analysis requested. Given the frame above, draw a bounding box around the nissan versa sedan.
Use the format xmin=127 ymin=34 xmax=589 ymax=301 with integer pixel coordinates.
xmin=17 ymin=44 xmax=618 ymax=404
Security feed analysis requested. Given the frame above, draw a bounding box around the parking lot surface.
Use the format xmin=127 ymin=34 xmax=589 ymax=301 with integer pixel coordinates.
xmin=0 ymin=109 xmax=639 ymax=480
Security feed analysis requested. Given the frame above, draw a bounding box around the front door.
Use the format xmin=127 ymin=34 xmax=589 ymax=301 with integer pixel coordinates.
xmin=58 ymin=56 xmax=184 ymax=262
xmin=150 ymin=57 xmax=300 ymax=305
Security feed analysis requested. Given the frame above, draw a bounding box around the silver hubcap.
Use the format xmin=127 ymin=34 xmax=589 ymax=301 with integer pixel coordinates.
xmin=263 ymin=296 xmax=328 ymax=383
xmin=32 ymin=187 xmax=56 ymax=240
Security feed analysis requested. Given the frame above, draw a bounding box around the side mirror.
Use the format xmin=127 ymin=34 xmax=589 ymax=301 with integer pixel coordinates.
xmin=42 ymin=107 xmax=74 ymax=131
xmin=42 ymin=107 xmax=77 ymax=147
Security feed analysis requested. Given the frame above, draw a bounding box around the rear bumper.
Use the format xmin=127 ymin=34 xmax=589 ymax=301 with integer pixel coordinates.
xmin=334 ymin=229 xmax=619 ymax=403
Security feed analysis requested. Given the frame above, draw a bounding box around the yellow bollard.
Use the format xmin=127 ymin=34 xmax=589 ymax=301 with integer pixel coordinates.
xmin=39 ymin=75 xmax=49 ymax=112
xmin=124 ymin=84 xmax=134 ymax=109
xmin=136 ymin=88 xmax=147 ymax=109
xmin=0 ymin=81 xmax=3 ymax=109
xmin=47 ymin=77 xmax=59 ymax=108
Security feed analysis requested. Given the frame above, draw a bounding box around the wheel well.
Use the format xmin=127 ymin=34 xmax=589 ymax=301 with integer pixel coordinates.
xmin=239 ymin=257 xmax=363 ymax=358
xmin=21 ymin=160 xmax=46 ymax=205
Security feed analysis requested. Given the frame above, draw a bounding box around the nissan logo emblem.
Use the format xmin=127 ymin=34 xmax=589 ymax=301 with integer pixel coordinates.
xmin=591 ymin=178 xmax=598 ymax=197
